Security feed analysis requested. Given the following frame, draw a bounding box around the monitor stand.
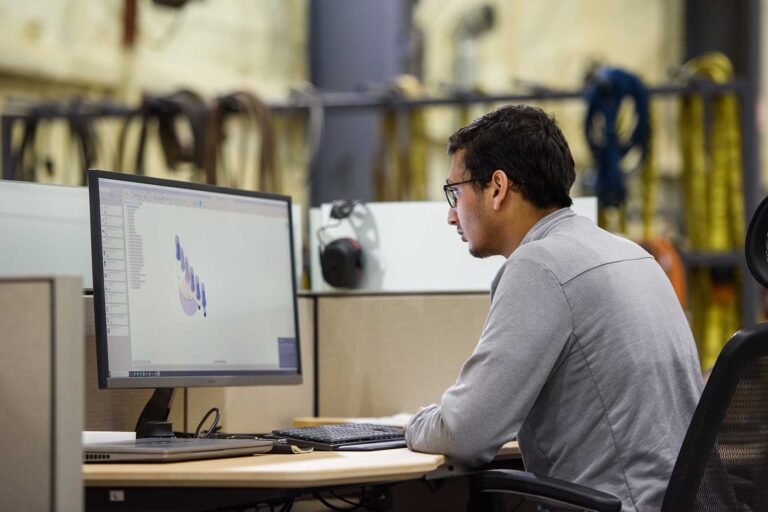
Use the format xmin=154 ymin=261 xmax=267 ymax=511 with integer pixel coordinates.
xmin=135 ymin=388 xmax=176 ymax=438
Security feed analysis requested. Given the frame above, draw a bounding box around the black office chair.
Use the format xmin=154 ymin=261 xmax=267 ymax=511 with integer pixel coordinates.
xmin=473 ymin=197 xmax=768 ymax=512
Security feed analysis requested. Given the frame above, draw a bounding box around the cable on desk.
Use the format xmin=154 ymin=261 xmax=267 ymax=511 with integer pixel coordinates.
xmin=194 ymin=407 xmax=221 ymax=438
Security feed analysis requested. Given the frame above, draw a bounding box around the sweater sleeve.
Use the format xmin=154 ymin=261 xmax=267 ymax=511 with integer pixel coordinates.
xmin=405 ymin=257 xmax=573 ymax=466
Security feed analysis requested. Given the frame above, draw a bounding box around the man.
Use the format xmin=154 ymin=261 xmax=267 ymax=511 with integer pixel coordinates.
xmin=405 ymin=105 xmax=703 ymax=511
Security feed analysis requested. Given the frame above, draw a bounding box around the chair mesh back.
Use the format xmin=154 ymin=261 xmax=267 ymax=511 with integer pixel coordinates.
xmin=694 ymin=356 xmax=768 ymax=511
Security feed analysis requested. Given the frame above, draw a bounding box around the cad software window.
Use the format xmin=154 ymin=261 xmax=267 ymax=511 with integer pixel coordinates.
xmin=97 ymin=179 xmax=298 ymax=377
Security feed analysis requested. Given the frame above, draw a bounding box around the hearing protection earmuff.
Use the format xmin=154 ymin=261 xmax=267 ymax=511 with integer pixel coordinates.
xmin=317 ymin=199 xmax=363 ymax=288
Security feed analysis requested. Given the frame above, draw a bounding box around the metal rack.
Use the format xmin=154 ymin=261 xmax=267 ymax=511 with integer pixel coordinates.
xmin=0 ymin=80 xmax=760 ymax=325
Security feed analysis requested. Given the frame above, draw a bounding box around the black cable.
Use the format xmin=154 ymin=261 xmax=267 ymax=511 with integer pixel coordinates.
xmin=508 ymin=496 xmax=525 ymax=512
xmin=314 ymin=494 xmax=360 ymax=512
xmin=422 ymin=478 xmax=443 ymax=492
xmin=329 ymin=489 xmax=365 ymax=508
xmin=315 ymin=216 xmax=343 ymax=250
xmin=183 ymin=387 xmax=188 ymax=433
xmin=194 ymin=407 xmax=221 ymax=439
xmin=316 ymin=199 xmax=361 ymax=249
xmin=314 ymin=488 xmax=382 ymax=512
xmin=255 ymin=502 xmax=275 ymax=512
xmin=278 ymin=498 xmax=294 ymax=512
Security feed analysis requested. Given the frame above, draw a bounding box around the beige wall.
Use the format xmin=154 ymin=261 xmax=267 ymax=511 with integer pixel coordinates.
xmin=415 ymin=0 xmax=682 ymax=93
xmin=0 ymin=0 xmax=309 ymax=202
xmin=0 ymin=0 xmax=306 ymax=99
xmin=414 ymin=0 xmax=685 ymax=238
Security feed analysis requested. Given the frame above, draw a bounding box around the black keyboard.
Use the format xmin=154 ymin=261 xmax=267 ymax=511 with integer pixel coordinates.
xmin=272 ymin=423 xmax=406 ymax=451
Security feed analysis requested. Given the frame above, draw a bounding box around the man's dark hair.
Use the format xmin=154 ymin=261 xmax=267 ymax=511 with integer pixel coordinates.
xmin=447 ymin=105 xmax=575 ymax=209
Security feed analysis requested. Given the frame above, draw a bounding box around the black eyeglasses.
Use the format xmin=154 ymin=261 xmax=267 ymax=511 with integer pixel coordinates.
xmin=443 ymin=178 xmax=484 ymax=208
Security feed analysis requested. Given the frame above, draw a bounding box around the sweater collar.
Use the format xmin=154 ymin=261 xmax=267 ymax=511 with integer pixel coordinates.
xmin=489 ymin=207 xmax=574 ymax=296
xmin=519 ymin=207 xmax=575 ymax=247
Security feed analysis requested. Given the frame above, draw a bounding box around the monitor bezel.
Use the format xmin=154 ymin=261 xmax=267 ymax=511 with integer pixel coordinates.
xmin=88 ymin=169 xmax=302 ymax=389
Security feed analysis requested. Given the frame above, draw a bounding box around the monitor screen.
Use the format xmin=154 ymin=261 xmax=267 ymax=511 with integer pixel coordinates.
xmin=89 ymin=170 xmax=301 ymax=389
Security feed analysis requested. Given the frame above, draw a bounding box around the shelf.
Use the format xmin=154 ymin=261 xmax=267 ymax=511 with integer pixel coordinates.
xmin=680 ymin=251 xmax=744 ymax=267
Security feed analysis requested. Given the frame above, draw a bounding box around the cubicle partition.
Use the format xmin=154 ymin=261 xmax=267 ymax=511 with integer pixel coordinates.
xmin=83 ymin=295 xmax=160 ymax=431
xmin=0 ymin=282 xmax=508 ymax=512
xmin=0 ymin=276 xmax=83 ymax=512
xmin=316 ymin=293 xmax=490 ymax=418
xmin=83 ymin=296 xmax=316 ymax=434
xmin=83 ymin=291 xmax=489 ymax=432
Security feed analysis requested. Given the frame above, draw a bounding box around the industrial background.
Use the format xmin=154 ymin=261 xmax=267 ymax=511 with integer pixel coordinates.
xmin=0 ymin=0 xmax=764 ymax=369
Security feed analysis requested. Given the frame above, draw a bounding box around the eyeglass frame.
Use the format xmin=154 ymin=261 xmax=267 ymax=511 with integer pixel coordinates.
xmin=443 ymin=178 xmax=487 ymax=208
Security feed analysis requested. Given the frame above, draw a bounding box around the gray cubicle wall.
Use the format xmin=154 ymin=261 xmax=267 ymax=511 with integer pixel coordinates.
xmin=316 ymin=293 xmax=490 ymax=417
xmin=0 ymin=277 xmax=83 ymax=512
xmin=84 ymin=296 xmax=315 ymax=434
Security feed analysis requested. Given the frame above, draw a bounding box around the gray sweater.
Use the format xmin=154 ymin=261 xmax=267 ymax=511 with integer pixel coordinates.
xmin=405 ymin=208 xmax=703 ymax=512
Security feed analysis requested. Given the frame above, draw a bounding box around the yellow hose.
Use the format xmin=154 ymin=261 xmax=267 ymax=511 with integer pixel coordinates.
xmin=641 ymin=108 xmax=658 ymax=240
xmin=679 ymin=52 xmax=744 ymax=369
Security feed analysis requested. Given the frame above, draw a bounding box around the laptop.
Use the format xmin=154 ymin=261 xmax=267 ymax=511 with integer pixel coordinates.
xmin=83 ymin=437 xmax=274 ymax=463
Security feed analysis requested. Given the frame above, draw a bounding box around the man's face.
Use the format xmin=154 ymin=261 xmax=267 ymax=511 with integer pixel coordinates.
xmin=446 ymin=150 xmax=495 ymax=258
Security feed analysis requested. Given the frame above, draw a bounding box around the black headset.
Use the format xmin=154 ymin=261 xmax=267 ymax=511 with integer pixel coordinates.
xmin=317 ymin=199 xmax=363 ymax=288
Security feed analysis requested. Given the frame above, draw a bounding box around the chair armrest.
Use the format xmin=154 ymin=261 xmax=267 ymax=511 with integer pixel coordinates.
xmin=475 ymin=469 xmax=622 ymax=512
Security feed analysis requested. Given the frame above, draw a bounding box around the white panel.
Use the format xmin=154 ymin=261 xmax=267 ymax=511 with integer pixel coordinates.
xmin=310 ymin=198 xmax=597 ymax=293
xmin=0 ymin=181 xmax=92 ymax=288
xmin=0 ymin=181 xmax=305 ymax=293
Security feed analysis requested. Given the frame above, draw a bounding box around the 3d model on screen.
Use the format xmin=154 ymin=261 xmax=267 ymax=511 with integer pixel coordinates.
xmin=176 ymin=235 xmax=207 ymax=317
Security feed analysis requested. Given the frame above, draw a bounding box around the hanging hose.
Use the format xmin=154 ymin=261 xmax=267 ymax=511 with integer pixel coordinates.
xmin=372 ymin=75 xmax=429 ymax=201
xmin=584 ymin=68 xmax=688 ymax=308
xmin=206 ymin=90 xmax=277 ymax=192
xmin=584 ymin=67 xmax=650 ymax=229
xmin=679 ymin=52 xmax=744 ymax=370
xmin=640 ymin=106 xmax=658 ymax=240
xmin=116 ymin=89 xmax=208 ymax=182
xmin=373 ymin=109 xmax=398 ymax=201
xmin=641 ymin=237 xmax=688 ymax=311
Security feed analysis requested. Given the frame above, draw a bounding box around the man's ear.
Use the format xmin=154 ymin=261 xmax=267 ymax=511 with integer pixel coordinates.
xmin=491 ymin=170 xmax=509 ymax=210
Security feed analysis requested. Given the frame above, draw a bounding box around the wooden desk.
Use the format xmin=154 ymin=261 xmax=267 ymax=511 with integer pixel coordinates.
xmin=85 ymin=443 xmax=520 ymax=488
xmin=84 ymin=443 xmax=520 ymax=510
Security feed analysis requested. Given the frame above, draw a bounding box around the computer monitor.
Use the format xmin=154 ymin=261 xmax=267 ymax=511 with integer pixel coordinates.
xmin=88 ymin=170 xmax=301 ymax=436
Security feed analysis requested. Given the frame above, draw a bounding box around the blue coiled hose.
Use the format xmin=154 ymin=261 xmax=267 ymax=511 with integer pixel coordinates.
xmin=584 ymin=68 xmax=650 ymax=208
